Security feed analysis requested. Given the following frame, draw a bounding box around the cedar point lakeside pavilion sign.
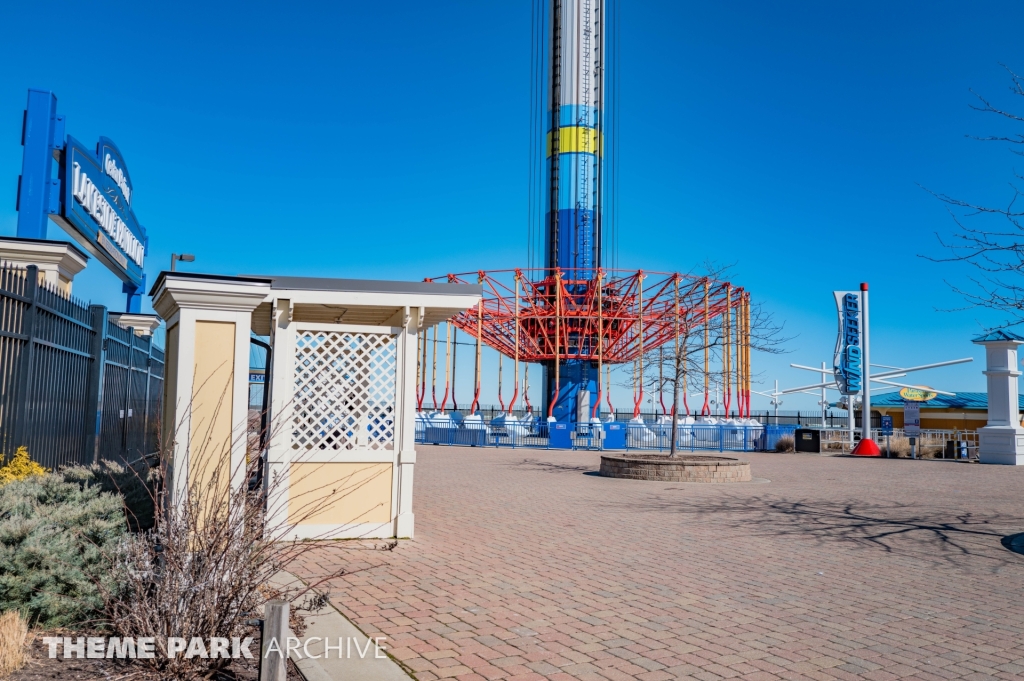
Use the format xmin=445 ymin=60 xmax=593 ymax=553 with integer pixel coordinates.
xmin=16 ymin=89 xmax=148 ymax=310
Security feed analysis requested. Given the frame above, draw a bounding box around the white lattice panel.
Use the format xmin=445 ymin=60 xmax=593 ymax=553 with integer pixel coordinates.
xmin=292 ymin=331 xmax=397 ymax=451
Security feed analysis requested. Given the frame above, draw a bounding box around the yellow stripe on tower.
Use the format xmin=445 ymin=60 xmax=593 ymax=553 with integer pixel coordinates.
xmin=546 ymin=126 xmax=603 ymax=157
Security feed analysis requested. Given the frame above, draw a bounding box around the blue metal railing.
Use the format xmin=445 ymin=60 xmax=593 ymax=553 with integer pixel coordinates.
xmin=415 ymin=416 xmax=797 ymax=453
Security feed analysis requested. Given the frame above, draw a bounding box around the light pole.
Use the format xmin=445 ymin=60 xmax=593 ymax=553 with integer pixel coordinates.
xmin=859 ymin=282 xmax=873 ymax=447
xmin=770 ymin=379 xmax=782 ymax=424
xmin=819 ymin=361 xmax=829 ymax=427
xmin=170 ymin=253 xmax=195 ymax=272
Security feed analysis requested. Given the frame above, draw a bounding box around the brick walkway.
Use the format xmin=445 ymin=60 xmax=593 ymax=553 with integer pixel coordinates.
xmin=293 ymin=448 xmax=1024 ymax=681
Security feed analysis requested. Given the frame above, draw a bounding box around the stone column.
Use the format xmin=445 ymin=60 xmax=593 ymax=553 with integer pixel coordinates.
xmin=394 ymin=306 xmax=420 ymax=538
xmin=151 ymin=273 xmax=271 ymax=504
xmin=974 ymin=331 xmax=1024 ymax=465
xmin=0 ymin=237 xmax=88 ymax=296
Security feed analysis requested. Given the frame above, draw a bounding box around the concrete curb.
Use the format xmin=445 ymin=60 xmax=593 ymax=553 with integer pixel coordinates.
xmin=272 ymin=572 xmax=413 ymax=681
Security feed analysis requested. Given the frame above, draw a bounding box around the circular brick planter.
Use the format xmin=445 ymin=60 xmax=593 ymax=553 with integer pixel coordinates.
xmin=599 ymin=454 xmax=752 ymax=482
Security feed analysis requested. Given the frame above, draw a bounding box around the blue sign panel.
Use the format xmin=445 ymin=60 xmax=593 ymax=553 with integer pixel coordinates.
xmin=832 ymin=291 xmax=862 ymax=396
xmin=880 ymin=415 xmax=893 ymax=436
xmin=59 ymin=135 xmax=146 ymax=287
xmin=549 ymin=422 xmax=572 ymax=449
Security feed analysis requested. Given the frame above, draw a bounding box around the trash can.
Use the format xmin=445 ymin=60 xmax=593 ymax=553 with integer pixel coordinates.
xmin=794 ymin=428 xmax=820 ymax=453
xmin=945 ymin=440 xmax=970 ymax=459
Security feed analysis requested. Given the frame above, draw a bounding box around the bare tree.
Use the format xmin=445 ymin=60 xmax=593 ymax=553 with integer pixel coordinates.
xmin=615 ymin=262 xmax=791 ymax=454
xmin=927 ymin=64 xmax=1024 ymax=327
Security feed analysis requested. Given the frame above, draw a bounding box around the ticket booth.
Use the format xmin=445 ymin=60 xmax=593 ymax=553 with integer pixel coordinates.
xmin=151 ymin=272 xmax=480 ymax=539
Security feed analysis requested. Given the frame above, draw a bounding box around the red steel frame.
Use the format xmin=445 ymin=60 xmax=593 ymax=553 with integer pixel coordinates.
xmin=424 ymin=268 xmax=752 ymax=417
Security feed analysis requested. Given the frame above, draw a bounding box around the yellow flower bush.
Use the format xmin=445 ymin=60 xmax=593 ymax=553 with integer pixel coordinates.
xmin=0 ymin=447 xmax=48 ymax=484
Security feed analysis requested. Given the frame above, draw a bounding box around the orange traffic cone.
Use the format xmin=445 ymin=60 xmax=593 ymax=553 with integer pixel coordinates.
xmin=852 ymin=438 xmax=881 ymax=456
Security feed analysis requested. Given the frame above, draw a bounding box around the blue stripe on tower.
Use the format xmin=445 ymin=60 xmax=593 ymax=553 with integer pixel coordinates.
xmin=550 ymin=105 xmax=601 ymax=130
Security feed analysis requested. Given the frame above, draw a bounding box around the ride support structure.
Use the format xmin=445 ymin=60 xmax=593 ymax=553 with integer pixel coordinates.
xmin=424 ymin=268 xmax=752 ymax=424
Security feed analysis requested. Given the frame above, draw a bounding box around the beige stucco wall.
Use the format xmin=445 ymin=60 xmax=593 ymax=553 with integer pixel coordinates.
xmin=875 ymin=407 xmax=989 ymax=431
xmin=190 ymin=321 xmax=236 ymax=500
xmin=288 ymin=462 xmax=393 ymax=525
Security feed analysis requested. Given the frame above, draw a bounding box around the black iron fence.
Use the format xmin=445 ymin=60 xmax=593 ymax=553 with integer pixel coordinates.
xmin=0 ymin=264 xmax=164 ymax=469
xmin=96 ymin=313 xmax=164 ymax=463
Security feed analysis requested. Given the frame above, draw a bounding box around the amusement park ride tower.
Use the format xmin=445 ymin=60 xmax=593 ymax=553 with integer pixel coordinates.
xmin=543 ymin=0 xmax=604 ymax=420
xmin=425 ymin=0 xmax=753 ymax=428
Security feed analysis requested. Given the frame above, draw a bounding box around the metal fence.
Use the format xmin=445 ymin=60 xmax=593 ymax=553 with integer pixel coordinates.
xmin=417 ymin=419 xmax=550 ymax=449
xmin=440 ymin=406 xmax=868 ymax=429
xmin=820 ymin=427 xmax=979 ymax=458
xmin=97 ymin=315 xmax=165 ymax=463
xmin=0 ymin=264 xmax=164 ymax=468
xmin=414 ymin=417 xmax=797 ymax=453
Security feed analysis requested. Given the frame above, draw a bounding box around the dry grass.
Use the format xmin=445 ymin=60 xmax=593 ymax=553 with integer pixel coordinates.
xmin=0 ymin=610 xmax=28 ymax=677
xmin=882 ymin=435 xmax=944 ymax=458
xmin=884 ymin=435 xmax=912 ymax=457
xmin=775 ymin=435 xmax=795 ymax=452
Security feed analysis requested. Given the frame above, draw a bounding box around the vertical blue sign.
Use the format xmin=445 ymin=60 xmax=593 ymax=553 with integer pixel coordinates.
xmin=15 ymin=89 xmax=148 ymax=309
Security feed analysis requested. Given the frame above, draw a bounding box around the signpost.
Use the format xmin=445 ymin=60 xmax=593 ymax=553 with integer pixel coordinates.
xmin=832 ymin=284 xmax=878 ymax=455
xmin=881 ymin=415 xmax=893 ymax=458
xmin=903 ymin=400 xmax=921 ymax=459
xmin=16 ymin=89 xmax=148 ymax=312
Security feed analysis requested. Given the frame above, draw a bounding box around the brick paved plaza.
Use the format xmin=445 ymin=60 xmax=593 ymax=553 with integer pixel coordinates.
xmin=294 ymin=448 xmax=1024 ymax=681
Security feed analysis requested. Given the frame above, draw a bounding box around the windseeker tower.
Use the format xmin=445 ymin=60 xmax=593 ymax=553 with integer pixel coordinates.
xmin=424 ymin=0 xmax=753 ymax=427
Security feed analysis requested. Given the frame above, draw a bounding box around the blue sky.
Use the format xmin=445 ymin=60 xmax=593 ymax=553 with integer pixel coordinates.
xmin=3 ymin=1 xmax=1024 ymax=411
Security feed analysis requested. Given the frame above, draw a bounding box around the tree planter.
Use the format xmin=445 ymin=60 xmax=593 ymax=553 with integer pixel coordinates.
xmin=599 ymin=454 xmax=752 ymax=482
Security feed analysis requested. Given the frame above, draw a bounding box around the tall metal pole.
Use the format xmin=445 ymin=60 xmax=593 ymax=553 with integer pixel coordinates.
xmin=774 ymin=380 xmax=779 ymax=422
xmin=431 ymin=324 xmax=439 ymax=411
xmin=513 ymin=274 xmax=520 ymax=415
xmin=860 ymin=282 xmax=871 ymax=443
xmin=471 ymin=274 xmax=483 ymax=414
xmin=724 ymin=285 xmax=732 ymax=415
xmin=595 ymin=269 xmax=603 ymax=420
xmin=849 ymin=398 xmax=855 ymax=449
xmin=820 ymin=361 xmax=828 ymax=426
xmin=670 ymin=276 xmax=680 ymax=456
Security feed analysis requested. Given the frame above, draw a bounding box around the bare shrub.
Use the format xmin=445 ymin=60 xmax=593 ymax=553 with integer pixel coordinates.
xmin=97 ymin=382 xmax=394 ymax=680
xmin=774 ymin=435 xmax=795 ymax=452
xmin=0 ymin=610 xmax=28 ymax=676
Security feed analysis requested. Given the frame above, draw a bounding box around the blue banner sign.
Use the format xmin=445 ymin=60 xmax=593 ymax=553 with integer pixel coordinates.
xmin=60 ymin=135 xmax=146 ymax=286
xmin=881 ymin=415 xmax=893 ymax=435
xmin=832 ymin=291 xmax=862 ymax=396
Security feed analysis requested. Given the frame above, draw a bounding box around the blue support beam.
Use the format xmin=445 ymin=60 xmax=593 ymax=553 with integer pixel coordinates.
xmin=123 ymin=274 xmax=145 ymax=313
xmin=16 ymin=89 xmax=64 ymax=239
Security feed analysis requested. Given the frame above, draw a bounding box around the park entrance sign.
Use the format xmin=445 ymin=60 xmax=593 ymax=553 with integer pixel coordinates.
xmin=15 ymin=89 xmax=148 ymax=311
xmin=65 ymin=136 xmax=145 ymax=281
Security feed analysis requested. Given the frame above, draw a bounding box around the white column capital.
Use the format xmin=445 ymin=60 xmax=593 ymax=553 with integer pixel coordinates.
xmin=151 ymin=272 xmax=272 ymax=323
